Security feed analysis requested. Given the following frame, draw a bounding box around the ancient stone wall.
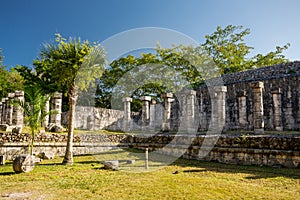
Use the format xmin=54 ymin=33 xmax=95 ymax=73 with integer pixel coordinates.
xmin=1 ymin=62 xmax=300 ymax=133
xmin=222 ymin=61 xmax=300 ymax=131
xmin=61 ymin=106 xmax=141 ymax=131
xmin=166 ymin=61 xmax=300 ymax=132
xmin=0 ymin=132 xmax=299 ymax=168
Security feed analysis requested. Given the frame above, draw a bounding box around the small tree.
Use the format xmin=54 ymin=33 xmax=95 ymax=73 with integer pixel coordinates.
xmin=13 ymin=85 xmax=53 ymax=155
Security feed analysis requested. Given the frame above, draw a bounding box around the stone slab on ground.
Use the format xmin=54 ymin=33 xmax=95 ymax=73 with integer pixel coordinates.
xmin=103 ymin=160 xmax=119 ymax=170
xmin=126 ymin=159 xmax=135 ymax=164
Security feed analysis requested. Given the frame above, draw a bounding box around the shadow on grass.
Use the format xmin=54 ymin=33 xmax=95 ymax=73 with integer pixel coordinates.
xmin=16 ymin=148 xmax=299 ymax=180
xmin=174 ymin=159 xmax=300 ymax=179
xmin=38 ymin=163 xmax=64 ymax=166
xmin=0 ymin=172 xmax=15 ymax=176
xmin=86 ymin=148 xmax=300 ymax=179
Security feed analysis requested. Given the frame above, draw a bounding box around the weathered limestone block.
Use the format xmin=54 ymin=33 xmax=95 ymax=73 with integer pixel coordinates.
xmin=50 ymin=92 xmax=62 ymax=126
xmin=1 ymin=98 xmax=8 ymax=124
xmin=45 ymin=123 xmax=63 ymax=133
xmin=126 ymin=159 xmax=135 ymax=164
xmin=162 ymin=93 xmax=174 ymax=132
xmin=6 ymin=93 xmax=15 ymax=125
xmin=149 ymin=100 xmax=156 ymax=131
xmin=237 ymin=91 xmax=247 ymax=129
xmin=43 ymin=99 xmax=50 ymax=127
xmin=250 ymin=82 xmax=264 ymax=134
xmin=140 ymin=96 xmax=151 ymax=129
xmin=122 ymin=97 xmax=132 ymax=132
xmin=37 ymin=152 xmax=55 ymax=159
xmin=271 ymin=88 xmax=283 ymax=131
xmin=12 ymin=126 xmax=22 ymax=134
xmin=210 ymin=86 xmax=227 ymax=133
xmin=103 ymin=160 xmax=119 ymax=170
xmin=183 ymin=90 xmax=197 ymax=133
xmin=0 ymin=102 xmax=2 ymax=124
xmin=284 ymin=87 xmax=295 ymax=130
xmin=11 ymin=91 xmax=24 ymax=126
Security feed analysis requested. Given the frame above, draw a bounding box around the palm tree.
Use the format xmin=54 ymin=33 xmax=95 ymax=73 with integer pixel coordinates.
xmin=34 ymin=34 xmax=106 ymax=165
xmin=12 ymin=85 xmax=54 ymax=173
xmin=13 ymin=85 xmax=52 ymax=155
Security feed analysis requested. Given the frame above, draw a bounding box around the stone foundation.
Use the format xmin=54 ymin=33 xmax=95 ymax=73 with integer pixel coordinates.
xmin=0 ymin=132 xmax=299 ymax=168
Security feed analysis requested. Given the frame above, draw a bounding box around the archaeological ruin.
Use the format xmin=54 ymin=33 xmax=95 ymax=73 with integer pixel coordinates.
xmin=1 ymin=61 xmax=300 ymax=168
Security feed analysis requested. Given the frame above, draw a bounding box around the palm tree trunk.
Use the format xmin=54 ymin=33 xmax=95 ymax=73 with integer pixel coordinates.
xmin=30 ymin=130 xmax=35 ymax=156
xmin=62 ymin=85 xmax=78 ymax=165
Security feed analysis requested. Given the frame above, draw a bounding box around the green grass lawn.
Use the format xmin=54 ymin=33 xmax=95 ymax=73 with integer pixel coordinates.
xmin=0 ymin=151 xmax=299 ymax=200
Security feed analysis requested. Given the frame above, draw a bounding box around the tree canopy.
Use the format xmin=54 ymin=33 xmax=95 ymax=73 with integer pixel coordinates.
xmin=96 ymin=25 xmax=290 ymax=111
xmin=202 ymin=25 xmax=290 ymax=74
xmin=0 ymin=49 xmax=24 ymax=98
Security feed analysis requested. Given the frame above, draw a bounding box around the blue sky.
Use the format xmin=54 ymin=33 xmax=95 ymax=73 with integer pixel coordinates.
xmin=0 ymin=0 xmax=299 ymax=68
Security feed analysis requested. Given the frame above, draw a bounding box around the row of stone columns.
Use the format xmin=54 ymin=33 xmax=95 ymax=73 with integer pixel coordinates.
xmin=122 ymin=82 xmax=270 ymax=133
xmin=0 ymin=91 xmax=62 ymax=128
xmin=122 ymin=87 xmax=228 ymax=133
xmin=236 ymin=81 xmax=294 ymax=133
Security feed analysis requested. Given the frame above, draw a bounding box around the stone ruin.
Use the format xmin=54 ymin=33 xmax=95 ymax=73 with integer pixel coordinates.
xmin=0 ymin=91 xmax=63 ymax=132
xmin=1 ymin=62 xmax=300 ymax=168
xmin=1 ymin=61 xmax=300 ymax=134
xmin=66 ymin=62 xmax=300 ymax=134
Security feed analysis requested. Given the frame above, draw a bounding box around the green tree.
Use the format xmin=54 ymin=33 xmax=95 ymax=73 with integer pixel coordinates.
xmin=95 ymin=25 xmax=289 ymax=110
xmin=202 ymin=25 xmax=289 ymax=74
xmin=96 ymin=45 xmax=215 ymax=110
xmin=0 ymin=49 xmax=24 ymax=98
xmin=96 ymin=54 xmax=164 ymax=111
xmin=34 ymin=34 xmax=106 ymax=165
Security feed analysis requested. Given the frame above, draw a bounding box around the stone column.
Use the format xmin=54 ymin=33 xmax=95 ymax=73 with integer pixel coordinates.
xmin=271 ymin=88 xmax=283 ymax=131
xmin=162 ymin=93 xmax=174 ymax=132
xmin=149 ymin=99 xmax=156 ymax=131
xmin=50 ymin=92 xmax=62 ymax=126
xmin=140 ymin=96 xmax=151 ymax=129
xmin=185 ymin=90 xmax=197 ymax=132
xmin=122 ymin=97 xmax=132 ymax=132
xmin=1 ymin=98 xmax=7 ymax=124
xmin=0 ymin=102 xmax=2 ymax=124
xmin=238 ymin=91 xmax=247 ymax=130
xmin=285 ymin=87 xmax=294 ymax=130
xmin=210 ymin=86 xmax=227 ymax=132
xmin=250 ymin=82 xmax=264 ymax=134
xmin=6 ymin=93 xmax=15 ymax=125
xmin=12 ymin=90 xmax=24 ymax=126
xmin=43 ymin=99 xmax=50 ymax=127
xmin=297 ymin=94 xmax=300 ymax=130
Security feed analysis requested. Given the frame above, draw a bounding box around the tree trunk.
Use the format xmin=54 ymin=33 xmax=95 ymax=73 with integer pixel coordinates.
xmin=62 ymin=85 xmax=78 ymax=165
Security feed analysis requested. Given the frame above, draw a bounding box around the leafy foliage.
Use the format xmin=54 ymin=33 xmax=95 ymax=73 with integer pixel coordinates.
xmin=12 ymin=85 xmax=53 ymax=155
xmin=0 ymin=49 xmax=24 ymax=98
xmin=202 ymin=25 xmax=289 ymax=74
xmin=96 ymin=25 xmax=289 ymax=110
xmin=96 ymin=46 xmax=215 ymax=111
xmin=33 ymin=33 xmax=106 ymax=164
